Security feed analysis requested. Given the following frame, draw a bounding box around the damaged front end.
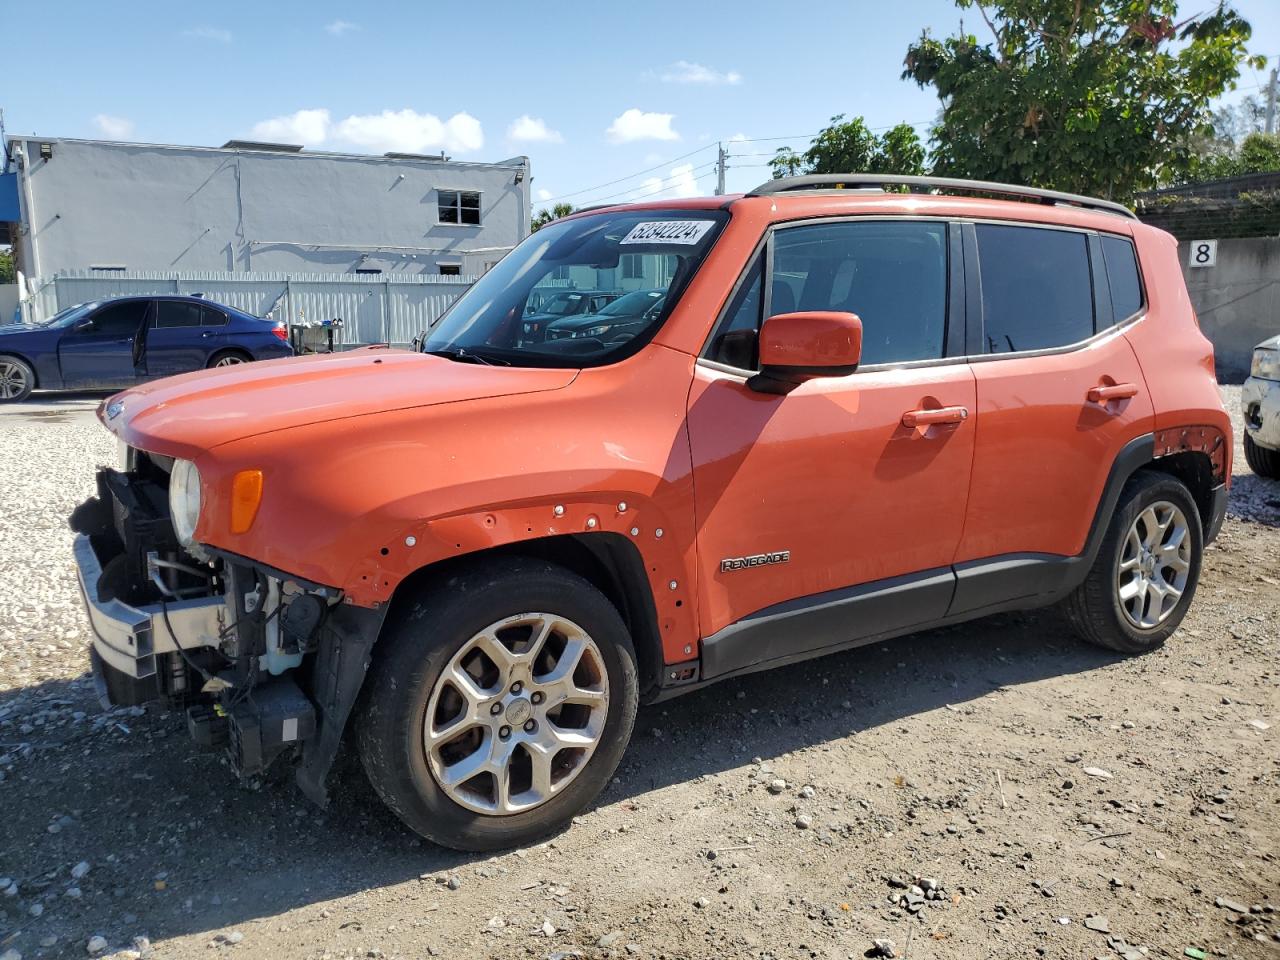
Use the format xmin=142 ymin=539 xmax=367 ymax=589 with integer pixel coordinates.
xmin=69 ymin=449 xmax=385 ymax=804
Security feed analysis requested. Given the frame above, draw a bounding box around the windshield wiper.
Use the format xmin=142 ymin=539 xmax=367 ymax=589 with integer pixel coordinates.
xmin=423 ymin=347 xmax=510 ymax=366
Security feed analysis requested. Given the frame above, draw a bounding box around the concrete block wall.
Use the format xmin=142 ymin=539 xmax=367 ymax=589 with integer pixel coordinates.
xmin=1177 ymin=237 xmax=1279 ymax=380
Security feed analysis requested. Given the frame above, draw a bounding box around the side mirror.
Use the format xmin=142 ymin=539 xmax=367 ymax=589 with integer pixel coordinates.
xmin=73 ymin=317 xmax=95 ymax=332
xmin=747 ymin=311 xmax=862 ymax=394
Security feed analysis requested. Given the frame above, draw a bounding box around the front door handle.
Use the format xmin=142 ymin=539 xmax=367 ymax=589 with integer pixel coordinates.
xmin=901 ymin=405 xmax=969 ymax=428
xmin=1087 ymin=382 xmax=1139 ymax=404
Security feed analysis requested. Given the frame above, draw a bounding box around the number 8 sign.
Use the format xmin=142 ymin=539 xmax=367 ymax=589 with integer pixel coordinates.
xmin=1188 ymin=240 xmax=1217 ymax=268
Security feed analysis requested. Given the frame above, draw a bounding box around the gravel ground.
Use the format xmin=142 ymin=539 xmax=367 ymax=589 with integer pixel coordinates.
xmin=0 ymin=387 xmax=1277 ymax=960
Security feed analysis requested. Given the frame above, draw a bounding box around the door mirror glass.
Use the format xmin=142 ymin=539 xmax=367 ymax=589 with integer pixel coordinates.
xmin=748 ymin=311 xmax=862 ymax=394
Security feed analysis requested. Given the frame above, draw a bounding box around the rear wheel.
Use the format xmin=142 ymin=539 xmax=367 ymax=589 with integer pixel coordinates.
xmin=0 ymin=356 xmax=35 ymax=403
xmin=1061 ymin=471 xmax=1203 ymax=654
xmin=1244 ymin=433 xmax=1280 ymax=479
xmin=207 ymin=350 xmax=250 ymax=368
xmin=355 ymin=558 xmax=639 ymax=851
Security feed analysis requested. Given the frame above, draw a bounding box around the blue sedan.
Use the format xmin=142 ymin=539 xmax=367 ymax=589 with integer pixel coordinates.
xmin=0 ymin=295 xmax=293 ymax=402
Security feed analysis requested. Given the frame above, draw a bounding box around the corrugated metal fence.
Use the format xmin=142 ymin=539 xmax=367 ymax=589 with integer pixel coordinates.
xmin=22 ymin=270 xmax=480 ymax=346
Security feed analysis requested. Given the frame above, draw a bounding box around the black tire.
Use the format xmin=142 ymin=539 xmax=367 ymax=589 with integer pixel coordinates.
xmin=1244 ymin=433 xmax=1280 ymax=479
xmin=206 ymin=349 xmax=251 ymax=369
xmin=1061 ymin=471 xmax=1203 ymax=654
xmin=355 ymin=557 xmax=639 ymax=851
xmin=0 ymin=355 xmax=35 ymax=403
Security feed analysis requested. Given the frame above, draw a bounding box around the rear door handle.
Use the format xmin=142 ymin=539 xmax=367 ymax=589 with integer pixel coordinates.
xmin=901 ymin=405 xmax=969 ymax=428
xmin=1087 ymin=382 xmax=1139 ymax=403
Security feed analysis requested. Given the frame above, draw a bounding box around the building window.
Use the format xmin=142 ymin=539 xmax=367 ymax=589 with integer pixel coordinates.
xmin=621 ymin=254 xmax=643 ymax=280
xmin=438 ymin=190 xmax=481 ymax=225
xmin=355 ymin=267 xmax=383 ymax=275
xmin=439 ymin=264 xmax=461 ymax=276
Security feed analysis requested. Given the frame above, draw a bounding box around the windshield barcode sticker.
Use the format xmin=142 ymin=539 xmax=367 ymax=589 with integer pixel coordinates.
xmin=619 ymin=220 xmax=714 ymax=246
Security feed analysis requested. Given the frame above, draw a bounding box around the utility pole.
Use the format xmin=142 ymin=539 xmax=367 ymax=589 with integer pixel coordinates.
xmin=1265 ymin=67 xmax=1278 ymax=135
xmin=714 ymin=141 xmax=726 ymax=196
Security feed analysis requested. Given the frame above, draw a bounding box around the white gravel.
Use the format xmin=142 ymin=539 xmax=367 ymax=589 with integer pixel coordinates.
xmin=0 ymin=397 xmax=114 ymax=693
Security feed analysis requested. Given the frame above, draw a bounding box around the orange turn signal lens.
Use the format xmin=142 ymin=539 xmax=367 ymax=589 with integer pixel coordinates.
xmin=229 ymin=470 xmax=264 ymax=534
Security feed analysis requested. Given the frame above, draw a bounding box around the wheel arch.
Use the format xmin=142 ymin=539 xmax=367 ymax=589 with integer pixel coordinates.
xmin=1141 ymin=425 xmax=1229 ymax=540
xmin=0 ymin=351 xmax=39 ymax=388
xmin=383 ymin=532 xmax=665 ymax=698
xmin=207 ymin=347 xmax=253 ymax=366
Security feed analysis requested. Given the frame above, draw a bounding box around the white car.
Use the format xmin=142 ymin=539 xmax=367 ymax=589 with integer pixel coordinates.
xmin=1244 ymin=334 xmax=1280 ymax=478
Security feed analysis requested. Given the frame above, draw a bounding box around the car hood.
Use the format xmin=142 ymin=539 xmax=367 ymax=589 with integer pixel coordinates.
xmin=0 ymin=324 xmax=57 ymax=340
xmin=524 ymin=311 xmax=574 ymax=325
xmin=547 ymin=310 xmax=640 ymax=333
xmin=106 ymin=347 xmax=578 ymax=459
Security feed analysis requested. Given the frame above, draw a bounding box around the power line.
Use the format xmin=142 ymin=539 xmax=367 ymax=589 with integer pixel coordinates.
xmin=619 ymin=166 xmax=718 ymax=204
xmin=576 ymin=160 xmax=719 ymax=206
xmin=534 ymin=119 xmax=936 ymax=210
xmin=534 ymin=143 xmax=717 ymax=207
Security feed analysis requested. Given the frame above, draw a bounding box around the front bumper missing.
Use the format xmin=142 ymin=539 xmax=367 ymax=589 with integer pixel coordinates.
xmin=74 ymin=533 xmax=224 ymax=707
xmin=1243 ymin=375 xmax=1280 ymax=450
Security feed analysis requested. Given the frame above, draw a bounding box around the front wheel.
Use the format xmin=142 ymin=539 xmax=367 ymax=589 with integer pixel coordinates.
xmin=1244 ymin=433 xmax=1280 ymax=479
xmin=0 ymin=356 xmax=35 ymax=403
xmin=1061 ymin=471 xmax=1203 ymax=654
xmin=355 ymin=558 xmax=639 ymax=851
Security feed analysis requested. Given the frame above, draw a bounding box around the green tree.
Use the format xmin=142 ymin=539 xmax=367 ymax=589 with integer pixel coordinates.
xmin=530 ymin=202 xmax=575 ymax=232
xmin=0 ymin=248 xmax=14 ymax=285
xmin=902 ymin=1 xmax=1263 ymax=200
xmin=1190 ymin=131 xmax=1280 ymax=180
xmin=769 ymin=116 xmax=927 ymax=179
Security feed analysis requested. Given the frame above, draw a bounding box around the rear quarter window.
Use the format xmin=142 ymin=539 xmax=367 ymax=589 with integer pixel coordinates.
xmin=1100 ymin=235 xmax=1144 ymax=323
xmin=976 ymin=224 xmax=1094 ymax=354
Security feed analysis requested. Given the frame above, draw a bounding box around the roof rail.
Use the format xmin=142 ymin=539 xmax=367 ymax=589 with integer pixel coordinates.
xmin=746 ymin=174 xmax=1137 ymax=220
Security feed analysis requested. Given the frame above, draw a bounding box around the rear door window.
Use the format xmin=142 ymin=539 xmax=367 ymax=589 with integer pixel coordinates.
xmin=200 ymin=306 xmax=229 ymax=327
xmin=155 ymin=302 xmax=202 ymax=328
xmin=1100 ymin=236 xmax=1144 ymax=323
xmin=976 ymin=225 xmax=1094 ymax=353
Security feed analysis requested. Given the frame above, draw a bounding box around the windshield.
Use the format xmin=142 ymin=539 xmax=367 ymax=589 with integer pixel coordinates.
xmin=423 ymin=209 xmax=728 ymax=368
xmin=35 ymin=301 xmax=100 ymax=328
xmin=596 ymin=289 xmax=663 ymax=317
xmin=538 ymin=293 xmax=589 ymax=317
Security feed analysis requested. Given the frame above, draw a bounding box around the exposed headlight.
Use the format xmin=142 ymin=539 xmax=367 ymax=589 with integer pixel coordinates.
xmin=580 ymin=324 xmax=613 ymax=338
xmin=169 ymin=459 xmax=203 ymax=547
xmin=1252 ymin=347 xmax=1280 ymax=382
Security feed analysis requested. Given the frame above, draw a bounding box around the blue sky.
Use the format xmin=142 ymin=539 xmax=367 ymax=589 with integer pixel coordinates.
xmin=3 ymin=0 xmax=1278 ymax=209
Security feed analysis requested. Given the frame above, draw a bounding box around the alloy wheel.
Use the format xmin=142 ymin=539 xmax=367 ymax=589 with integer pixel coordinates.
xmin=1116 ymin=500 xmax=1192 ymax=629
xmin=0 ymin=361 xmax=29 ymax=400
xmin=424 ymin=613 xmax=609 ymax=815
xmin=213 ymin=355 xmax=245 ymax=367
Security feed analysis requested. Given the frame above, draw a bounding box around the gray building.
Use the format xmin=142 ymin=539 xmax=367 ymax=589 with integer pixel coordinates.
xmin=1 ymin=136 xmax=531 ymax=285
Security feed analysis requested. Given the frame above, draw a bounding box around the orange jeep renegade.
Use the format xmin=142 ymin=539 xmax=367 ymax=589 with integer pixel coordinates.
xmin=71 ymin=174 xmax=1231 ymax=851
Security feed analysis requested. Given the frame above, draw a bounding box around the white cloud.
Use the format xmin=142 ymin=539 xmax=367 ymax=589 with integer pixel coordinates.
xmin=536 ymin=188 xmax=553 ymax=202
xmin=728 ymin=132 xmax=748 ymax=143
xmin=657 ymin=61 xmax=742 ymax=86
xmin=183 ymin=26 xmax=232 ymax=43
xmin=332 ymin=109 xmax=484 ymax=154
xmin=250 ymin=108 xmax=331 ymax=146
xmin=325 ymin=19 xmax=359 ymax=35
xmin=637 ymin=163 xmax=702 ymax=200
xmin=606 ymin=109 xmax=680 ymax=144
xmin=93 ymin=114 xmax=135 ymax=139
xmin=507 ymin=115 xmax=563 ymax=144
